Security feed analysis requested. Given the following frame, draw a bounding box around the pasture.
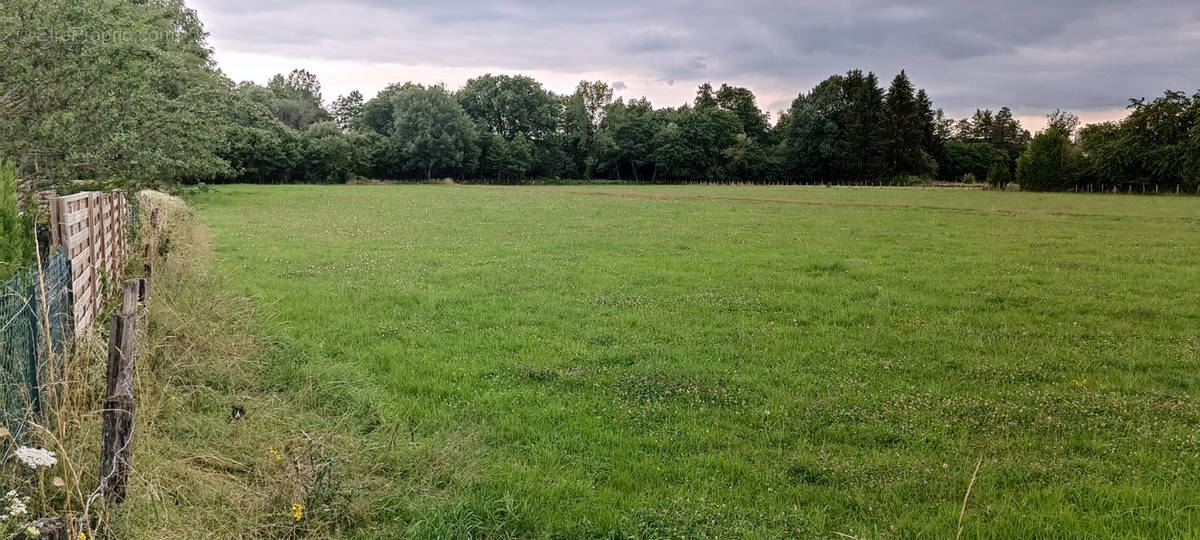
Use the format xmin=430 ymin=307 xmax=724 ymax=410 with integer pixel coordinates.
xmin=193 ymin=184 xmax=1200 ymax=538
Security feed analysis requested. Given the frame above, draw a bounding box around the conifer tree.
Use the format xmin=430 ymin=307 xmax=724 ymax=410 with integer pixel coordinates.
xmin=882 ymin=70 xmax=926 ymax=177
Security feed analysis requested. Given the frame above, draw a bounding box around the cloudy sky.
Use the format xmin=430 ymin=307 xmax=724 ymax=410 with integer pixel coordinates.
xmin=190 ymin=0 xmax=1200 ymax=130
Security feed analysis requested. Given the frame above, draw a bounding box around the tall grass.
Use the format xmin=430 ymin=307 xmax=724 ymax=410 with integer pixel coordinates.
xmin=109 ymin=191 xmax=395 ymax=538
xmin=4 ymin=190 xmax=399 ymax=538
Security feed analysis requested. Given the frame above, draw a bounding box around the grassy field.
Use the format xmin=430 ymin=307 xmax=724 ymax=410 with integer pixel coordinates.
xmin=193 ymin=184 xmax=1200 ymax=538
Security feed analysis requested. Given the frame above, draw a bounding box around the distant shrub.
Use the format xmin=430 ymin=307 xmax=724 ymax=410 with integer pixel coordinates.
xmin=961 ymin=173 xmax=977 ymax=184
xmin=176 ymin=182 xmax=213 ymax=198
xmin=889 ymin=174 xmax=931 ymax=186
xmin=987 ymin=159 xmax=1012 ymax=189
xmin=1016 ymin=130 xmax=1080 ymax=191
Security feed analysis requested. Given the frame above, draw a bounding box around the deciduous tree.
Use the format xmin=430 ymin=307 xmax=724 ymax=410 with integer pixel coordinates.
xmin=390 ymin=85 xmax=477 ymax=180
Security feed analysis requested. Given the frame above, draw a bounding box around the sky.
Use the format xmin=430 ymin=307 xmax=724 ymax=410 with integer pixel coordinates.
xmin=190 ymin=0 xmax=1200 ymax=131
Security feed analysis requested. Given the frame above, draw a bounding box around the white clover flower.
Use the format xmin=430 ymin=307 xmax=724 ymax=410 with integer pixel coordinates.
xmin=14 ymin=446 xmax=58 ymax=469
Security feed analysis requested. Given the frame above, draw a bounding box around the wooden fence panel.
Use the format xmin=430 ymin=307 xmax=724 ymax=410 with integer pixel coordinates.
xmin=48 ymin=191 xmax=130 ymax=331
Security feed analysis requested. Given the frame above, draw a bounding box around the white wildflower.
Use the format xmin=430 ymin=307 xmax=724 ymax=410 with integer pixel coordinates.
xmin=14 ymin=446 xmax=58 ymax=469
xmin=2 ymin=489 xmax=29 ymax=520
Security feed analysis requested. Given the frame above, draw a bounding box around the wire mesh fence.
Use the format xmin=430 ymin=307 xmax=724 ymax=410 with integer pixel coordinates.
xmin=0 ymin=250 xmax=74 ymax=455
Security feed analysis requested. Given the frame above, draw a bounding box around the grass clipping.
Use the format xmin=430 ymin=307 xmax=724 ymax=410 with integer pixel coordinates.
xmin=111 ymin=191 xmax=389 ymax=538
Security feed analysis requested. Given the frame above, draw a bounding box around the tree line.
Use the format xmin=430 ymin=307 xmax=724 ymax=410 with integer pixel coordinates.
xmin=221 ymin=69 xmax=983 ymax=185
xmin=2 ymin=0 xmax=1198 ymax=194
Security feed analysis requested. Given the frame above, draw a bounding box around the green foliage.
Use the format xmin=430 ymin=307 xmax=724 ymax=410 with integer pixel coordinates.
xmin=1079 ymin=90 xmax=1200 ymax=188
xmin=302 ymin=123 xmax=369 ymax=183
xmin=714 ymin=84 xmax=770 ymax=141
xmin=1016 ymin=128 xmax=1080 ymax=191
xmin=265 ymin=69 xmax=331 ymax=131
xmin=456 ymin=74 xmax=560 ymax=180
xmin=888 ymin=173 xmax=931 ymax=186
xmin=457 ymin=74 xmax=558 ymax=141
xmin=390 ymin=85 xmax=477 ymax=179
xmin=693 ymin=83 xmax=718 ymax=110
xmin=987 ymin=157 xmax=1012 ymax=188
xmin=0 ymin=0 xmax=232 ymax=190
xmin=782 ymin=69 xmax=943 ymax=183
xmin=1078 ymin=122 xmax=1124 ymax=184
xmin=1045 ymin=109 xmax=1081 ymax=138
xmin=331 ymin=91 xmax=365 ymax=132
xmin=598 ymin=98 xmax=658 ymax=181
xmin=0 ymin=160 xmax=31 ymax=278
xmin=881 ymin=71 xmax=927 ymax=176
xmin=943 ymin=139 xmax=1008 ymax=182
xmin=837 ymin=70 xmax=888 ymax=181
xmin=478 ymin=132 xmax=534 ymax=182
xmin=946 ymin=107 xmax=1030 ymax=181
xmin=659 ymin=107 xmax=742 ymax=181
xmin=562 ymin=81 xmax=615 ymax=179
xmin=358 ymin=83 xmax=412 ymax=136
xmin=785 ymin=76 xmax=844 ymax=182
xmin=718 ymin=134 xmax=782 ymax=182
xmin=916 ymin=89 xmax=945 ymax=167
xmin=219 ymin=92 xmax=305 ymax=183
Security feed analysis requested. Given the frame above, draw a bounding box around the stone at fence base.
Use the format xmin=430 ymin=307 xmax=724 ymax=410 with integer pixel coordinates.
xmin=16 ymin=516 xmax=70 ymax=540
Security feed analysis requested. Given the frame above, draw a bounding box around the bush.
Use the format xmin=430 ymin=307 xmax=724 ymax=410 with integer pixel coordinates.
xmin=942 ymin=139 xmax=1007 ymax=182
xmin=961 ymin=173 xmax=977 ymax=184
xmin=986 ymin=159 xmax=1012 ymax=189
xmin=302 ymin=128 xmax=368 ymax=183
xmin=1016 ymin=131 xmax=1078 ymax=191
xmin=889 ymin=174 xmax=931 ymax=186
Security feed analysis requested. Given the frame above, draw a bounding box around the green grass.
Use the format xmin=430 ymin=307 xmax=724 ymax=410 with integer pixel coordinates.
xmin=192 ymin=184 xmax=1200 ymax=538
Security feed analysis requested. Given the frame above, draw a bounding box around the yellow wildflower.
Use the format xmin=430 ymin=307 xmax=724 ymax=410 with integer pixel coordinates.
xmin=291 ymin=503 xmax=304 ymax=521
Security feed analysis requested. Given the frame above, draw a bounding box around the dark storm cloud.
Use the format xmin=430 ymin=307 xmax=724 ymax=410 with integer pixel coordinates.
xmin=190 ymin=0 xmax=1200 ymax=115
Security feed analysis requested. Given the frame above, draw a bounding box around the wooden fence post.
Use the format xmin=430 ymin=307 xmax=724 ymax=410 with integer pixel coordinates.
xmin=100 ymin=281 xmax=139 ymax=504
